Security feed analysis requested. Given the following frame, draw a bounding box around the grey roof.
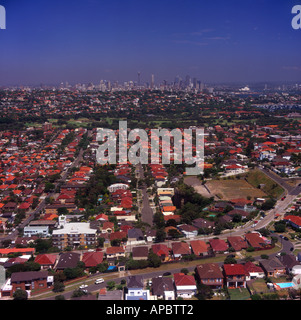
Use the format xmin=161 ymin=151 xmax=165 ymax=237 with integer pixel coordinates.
xmin=98 ymin=290 xmax=123 ymax=300
xmin=127 ymin=275 xmax=143 ymax=288
xmin=152 ymin=277 xmax=174 ymax=296
xmin=55 ymin=252 xmax=81 ymax=269
xmin=279 ymin=254 xmax=301 ymax=269
xmin=127 ymin=228 xmax=144 ymax=240
xmin=11 ymin=271 xmax=48 ymax=283
xmin=132 ymin=246 xmax=149 ymax=258
xmin=260 ymin=257 xmax=285 ymax=272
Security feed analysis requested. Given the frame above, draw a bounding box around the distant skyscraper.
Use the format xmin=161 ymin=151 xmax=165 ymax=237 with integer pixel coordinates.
xmin=151 ymin=74 xmax=155 ymax=89
xmin=138 ymin=72 xmax=141 ymax=87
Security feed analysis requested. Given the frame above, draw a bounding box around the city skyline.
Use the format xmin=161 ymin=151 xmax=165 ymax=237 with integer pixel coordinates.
xmin=0 ymin=0 xmax=301 ymax=86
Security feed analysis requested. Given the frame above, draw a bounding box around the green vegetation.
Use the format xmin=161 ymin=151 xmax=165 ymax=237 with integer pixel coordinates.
xmin=245 ymin=169 xmax=284 ymax=199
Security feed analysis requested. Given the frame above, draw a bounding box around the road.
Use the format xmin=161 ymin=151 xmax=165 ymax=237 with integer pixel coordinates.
xmin=136 ymin=163 xmax=154 ymax=227
xmin=259 ymin=167 xmax=301 ymax=196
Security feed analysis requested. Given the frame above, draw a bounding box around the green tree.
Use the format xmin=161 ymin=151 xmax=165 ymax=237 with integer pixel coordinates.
xmin=13 ymin=289 xmax=28 ymax=300
xmin=148 ymin=250 xmax=162 ymax=268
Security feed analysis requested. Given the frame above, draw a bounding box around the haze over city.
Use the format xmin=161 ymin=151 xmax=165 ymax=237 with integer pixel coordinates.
xmin=0 ymin=0 xmax=301 ymax=86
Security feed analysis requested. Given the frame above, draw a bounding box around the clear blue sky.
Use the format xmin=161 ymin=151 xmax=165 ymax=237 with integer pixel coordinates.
xmin=0 ymin=0 xmax=300 ymax=86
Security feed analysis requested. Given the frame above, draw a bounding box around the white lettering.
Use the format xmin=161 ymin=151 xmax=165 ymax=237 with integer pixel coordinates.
xmin=292 ymin=5 xmax=301 ymax=29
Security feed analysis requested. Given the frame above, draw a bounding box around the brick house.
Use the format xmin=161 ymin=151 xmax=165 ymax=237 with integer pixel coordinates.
xmin=195 ymin=263 xmax=224 ymax=290
xmin=223 ymin=264 xmax=247 ymax=289
xmin=9 ymin=271 xmax=53 ymax=297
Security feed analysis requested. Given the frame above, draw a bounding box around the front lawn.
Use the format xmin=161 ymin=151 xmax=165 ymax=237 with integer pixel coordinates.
xmin=228 ymin=288 xmax=251 ymax=300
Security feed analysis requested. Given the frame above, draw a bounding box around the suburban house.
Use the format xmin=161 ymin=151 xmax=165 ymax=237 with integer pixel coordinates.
xmin=227 ymin=209 xmax=249 ymax=220
xmin=177 ymin=224 xmax=198 ymax=238
xmin=82 ymin=251 xmax=104 ymax=269
xmin=283 ymin=215 xmax=301 ymax=230
xmin=223 ymin=264 xmax=247 ymax=289
xmin=209 ymin=239 xmax=229 ymax=254
xmin=192 ymin=218 xmax=215 ymax=230
xmin=132 ymin=246 xmax=149 ymax=261
xmin=195 ymin=263 xmax=224 ymax=290
xmin=4 ymin=271 xmax=53 ymax=297
xmin=259 ymin=257 xmax=286 ymax=278
xmin=151 ymin=276 xmax=175 ymax=300
xmin=227 ymin=236 xmax=248 ymax=252
xmin=244 ymin=232 xmax=267 ymax=250
xmin=127 ymin=228 xmax=144 ymax=242
xmin=151 ymin=244 xmax=171 ymax=262
xmin=173 ymin=273 xmax=197 ymax=299
xmin=101 ymin=222 xmax=115 ymax=234
xmin=125 ymin=275 xmax=150 ymax=300
xmin=34 ymin=254 xmax=57 ymax=270
xmin=171 ymin=241 xmax=191 ymax=259
xmin=243 ymin=261 xmax=265 ymax=280
xmin=55 ymin=252 xmax=81 ymax=271
xmin=278 ymin=254 xmax=301 ymax=274
xmin=190 ymin=240 xmax=210 ymax=257
xmin=105 ymin=246 xmax=125 ymax=264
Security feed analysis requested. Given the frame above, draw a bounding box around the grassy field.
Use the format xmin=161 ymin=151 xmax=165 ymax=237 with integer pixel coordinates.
xmin=205 ymin=178 xmax=266 ymax=200
xmin=228 ymin=288 xmax=251 ymax=300
xmin=244 ymin=170 xmax=285 ymax=199
xmin=247 ymin=278 xmax=270 ymax=295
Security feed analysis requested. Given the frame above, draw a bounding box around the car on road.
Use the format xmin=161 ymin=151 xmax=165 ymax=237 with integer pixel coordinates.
xmin=163 ymin=272 xmax=171 ymax=276
xmin=95 ymin=278 xmax=104 ymax=284
xmin=79 ymin=284 xmax=88 ymax=289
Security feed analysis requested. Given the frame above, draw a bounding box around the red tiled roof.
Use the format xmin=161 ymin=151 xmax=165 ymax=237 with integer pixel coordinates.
xmin=174 ymin=273 xmax=196 ymax=286
xmin=34 ymin=254 xmax=57 ymax=266
xmin=82 ymin=251 xmax=104 ymax=267
xmin=223 ymin=264 xmax=246 ymax=276
xmin=284 ymin=215 xmax=301 ymax=227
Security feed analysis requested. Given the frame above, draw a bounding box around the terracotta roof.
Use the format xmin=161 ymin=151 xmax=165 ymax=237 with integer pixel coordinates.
xmin=173 ymin=273 xmax=196 ymax=286
xmin=223 ymin=264 xmax=246 ymax=276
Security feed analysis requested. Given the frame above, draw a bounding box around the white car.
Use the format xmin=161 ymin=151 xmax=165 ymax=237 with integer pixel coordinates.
xmin=79 ymin=284 xmax=88 ymax=289
xmin=95 ymin=278 xmax=104 ymax=284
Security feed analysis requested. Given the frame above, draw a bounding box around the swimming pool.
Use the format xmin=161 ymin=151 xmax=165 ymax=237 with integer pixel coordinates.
xmin=275 ymin=282 xmax=294 ymax=289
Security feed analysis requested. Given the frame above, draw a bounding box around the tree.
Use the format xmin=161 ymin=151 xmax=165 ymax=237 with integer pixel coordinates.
xmin=13 ymin=289 xmax=28 ymax=300
xmin=274 ymin=221 xmax=286 ymax=233
xmin=155 ymin=228 xmax=166 ymax=243
xmin=71 ymin=288 xmax=87 ymax=298
xmin=180 ymin=268 xmax=189 ymax=275
xmin=107 ymin=281 xmax=116 ymax=291
xmin=224 ymin=257 xmax=237 ymax=264
xmin=57 ymin=207 xmax=69 ymax=215
xmin=44 ymin=182 xmax=55 ymax=193
xmin=148 ymin=250 xmax=162 ymax=268
xmin=53 ymin=281 xmax=65 ymax=293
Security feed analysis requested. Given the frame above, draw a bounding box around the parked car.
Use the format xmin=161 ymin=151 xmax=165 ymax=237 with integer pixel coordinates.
xmin=283 ymin=237 xmax=289 ymax=241
xmin=79 ymin=284 xmax=88 ymax=289
xmin=95 ymin=278 xmax=104 ymax=284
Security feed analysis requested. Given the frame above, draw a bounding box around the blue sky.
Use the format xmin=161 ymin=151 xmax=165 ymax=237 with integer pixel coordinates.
xmin=0 ymin=0 xmax=300 ymax=86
